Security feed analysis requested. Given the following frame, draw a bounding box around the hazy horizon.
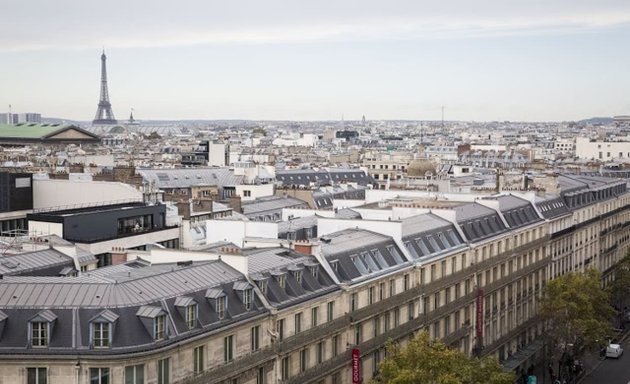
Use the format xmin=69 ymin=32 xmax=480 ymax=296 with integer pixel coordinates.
xmin=2 ymin=0 xmax=630 ymax=122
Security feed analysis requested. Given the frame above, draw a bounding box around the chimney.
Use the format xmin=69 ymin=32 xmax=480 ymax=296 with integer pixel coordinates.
xmin=110 ymin=247 xmax=128 ymax=265
xmin=177 ymin=200 xmax=191 ymax=219
xmin=228 ymin=195 xmax=242 ymax=214
xmin=192 ymin=198 xmax=213 ymax=213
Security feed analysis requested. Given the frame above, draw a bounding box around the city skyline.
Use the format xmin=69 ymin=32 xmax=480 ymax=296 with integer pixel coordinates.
xmin=1 ymin=0 xmax=630 ymax=122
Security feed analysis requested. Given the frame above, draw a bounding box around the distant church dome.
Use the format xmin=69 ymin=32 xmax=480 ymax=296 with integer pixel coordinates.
xmin=109 ymin=125 xmax=127 ymax=134
xmin=407 ymin=159 xmax=436 ymax=178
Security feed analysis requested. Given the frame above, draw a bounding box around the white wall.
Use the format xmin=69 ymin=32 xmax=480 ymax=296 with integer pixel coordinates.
xmin=575 ymin=137 xmax=630 ymax=160
xmin=332 ymin=199 xmax=365 ymax=210
xmin=33 ymin=179 xmax=142 ymax=210
xmin=28 ymin=221 xmax=63 ymax=237
xmin=365 ymin=189 xmax=481 ymax=204
xmin=206 ymin=220 xmax=278 ymax=247
xmin=126 ymin=248 xmax=249 ymax=275
xmin=317 ymin=217 xmax=403 ymax=240
xmin=76 ymin=227 xmax=180 ymax=255
xmin=208 ymin=143 xmax=228 ymax=167
xmin=235 ymin=184 xmax=274 ymax=201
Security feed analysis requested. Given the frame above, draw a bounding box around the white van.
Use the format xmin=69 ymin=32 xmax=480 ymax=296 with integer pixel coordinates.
xmin=606 ymin=343 xmax=624 ymax=358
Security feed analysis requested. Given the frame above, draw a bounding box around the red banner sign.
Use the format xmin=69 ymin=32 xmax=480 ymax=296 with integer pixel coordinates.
xmin=352 ymin=348 xmax=361 ymax=384
xmin=476 ymin=288 xmax=484 ymax=346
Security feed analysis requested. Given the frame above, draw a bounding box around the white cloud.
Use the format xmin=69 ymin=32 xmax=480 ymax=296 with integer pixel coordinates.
xmin=2 ymin=1 xmax=630 ymax=51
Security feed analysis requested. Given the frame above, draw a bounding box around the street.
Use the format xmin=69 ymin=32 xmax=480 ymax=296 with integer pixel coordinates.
xmin=581 ymin=345 xmax=630 ymax=384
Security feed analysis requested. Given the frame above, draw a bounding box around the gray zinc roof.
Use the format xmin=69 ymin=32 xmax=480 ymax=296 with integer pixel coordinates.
xmin=0 ymin=249 xmax=74 ymax=276
xmin=0 ymin=260 xmax=243 ymax=308
xmin=137 ymin=168 xmax=244 ymax=189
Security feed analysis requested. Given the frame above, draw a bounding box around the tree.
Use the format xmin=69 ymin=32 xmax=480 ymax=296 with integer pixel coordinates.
xmin=539 ymin=268 xmax=615 ymax=360
xmin=609 ymin=251 xmax=630 ymax=312
xmin=370 ymin=331 xmax=514 ymax=384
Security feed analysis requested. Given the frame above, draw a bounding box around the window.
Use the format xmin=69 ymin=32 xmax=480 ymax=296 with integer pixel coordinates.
xmin=332 ymin=334 xmax=340 ymax=356
xmin=154 ymin=315 xmax=166 ymax=340
xmin=257 ymin=280 xmax=268 ymax=295
xmin=256 ymin=367 xmax=265 ymax=384
xmin=389 ymin=279 xmax=396 ymax=296
xmin=31 ymin=322 xmax=49 ymax=347
xmin=327 ymin=301 xmax=335 ymax=322
xmin=186 ymin=304 xmax=197 ymax=329
xmin=355 ymin=323 xmax=362 ymax=344
xmin=216 ymin=296 xmax=227 ymax=319
xmin=379 ymin=282 xmax=386 ymax=300
xmin=351 ymin=293 xmax=358 ymax=311
xmin=281 ymin=357 xmax=290 ymax=380
xmin=243 ymin=289 xmax=253 ymax=310
xmin=403 ymin=274 xmax=410 ymax=290
xmin=224 ymin=335 xmax=234 ymax=362
xmin=317 ymin=341 xmax=324 ymax=363
xmin=373 ymin=317 xmax=380 ymax=337
xmin=368 ymin=287 xmax=375 ymax=304
xmin=277 ymin=319 xmax=285 ymax=340
xmin=125 ymin=365 xmax=144 ymax=384
xmin=300 ymin=348 xmax=308 ymax=372
xmin=27 ymin=368 xmax=47 ymax=384
xmin=157 ymin=358 xmax=170 ymax=384
xmin=91 ymin=322 xmax=110 ymax=348
xmin=294 ymin=270 xmax=303 ymax=284
xmin=278 ymin=275 xmax=286 ymax=289
xmin=295 ymin=313 xmax=302 ymax=334
xmin=408 ymin=302 xmax=415 ymax=320
xmin=193 ymin=345 xmax=204 ymax=373
xmin=311 ymin=307 xmax=319 ymax=327
xmin=243 ymin=190 xmax=251 ymax=197
xmin=90 ymin=368 xmax=110 ymax=384
xmin=251 ymin=325 xmax=260 ymax=351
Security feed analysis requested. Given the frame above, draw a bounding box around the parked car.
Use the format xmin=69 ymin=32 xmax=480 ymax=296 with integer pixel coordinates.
xmin=606 ymin=343 xmax=624 ymax=358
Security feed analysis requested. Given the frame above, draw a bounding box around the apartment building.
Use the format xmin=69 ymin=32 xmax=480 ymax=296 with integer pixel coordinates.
xmin=1 ymin=174 xmax=629 ymax=384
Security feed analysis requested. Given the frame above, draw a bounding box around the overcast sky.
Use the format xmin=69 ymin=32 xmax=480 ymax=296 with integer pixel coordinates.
xmin=1 ymin=0 xmax=630 ymax=122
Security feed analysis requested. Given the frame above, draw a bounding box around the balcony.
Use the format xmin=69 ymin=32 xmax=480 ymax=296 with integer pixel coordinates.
xmin=283 ymin=349 xmax=352 ymax=384
xmin=181 ymin=346 xmax=274 ymax=384
xmin=480 ymin=315 xmax=541 ymax=356
xmin=275 ymin=314 xmax=350 ymax=354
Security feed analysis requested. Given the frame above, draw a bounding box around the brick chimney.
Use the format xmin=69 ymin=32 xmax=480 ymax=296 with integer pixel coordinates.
xmin=110 ymin=247 xmax=128 ymax=265
xmin=177 ymin=200 xmax=191 ymax=219
xmin=227 ymin=195 xmax=242 ymax=213
xmin=192 ymin=198 xmax=213 ymax=213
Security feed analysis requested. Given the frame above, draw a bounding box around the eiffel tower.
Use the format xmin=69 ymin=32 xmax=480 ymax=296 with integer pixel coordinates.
xmin=93 ymin=50 xmax=117 ymax=125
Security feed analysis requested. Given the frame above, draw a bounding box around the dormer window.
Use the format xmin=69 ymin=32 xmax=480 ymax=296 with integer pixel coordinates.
xmin=89 ymin=310 xmax=118 ymax=349
xmin=243 ymin=289 xmax=253 ymax=310
xmin=186 ymin=305 xmax=197 ymax=329
xmin=175 ymin=296 xmax=198 ymax=329
xmin=217 ymin=296 xmax=227 ymax=319
xmin=257 ymin=279 xmax=268 ymax=295
xmin=136 ymin=306 xmax=168 ymax=342
xmin=294 ymin=270 xmax=303 ymax=284
xmin=233 ymin=281 xmax=254 ymax=311
xmin=93 ymin=323 xmax=110 ymax=347
xmin=32 ymin=321 xmax=49 ymax=347
xmin=206 ymin=288 xmax=228 ymax=320
xmin=309 ymin=265 xmax=319 ymax=278
xmin=28 ymin=310 xmax=57 ymax=348
xmin=278 ymin=274 xmax=286 ymax=289
xmin=154 ymin=315 xmax=166 ymax=340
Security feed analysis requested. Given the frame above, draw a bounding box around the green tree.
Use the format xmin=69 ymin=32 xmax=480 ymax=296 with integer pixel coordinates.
xmin=539 ymin=268 xmax=615 ymax=358
xmin=609 ymin=251 xmax=630 ymax=311
xmin=370 ymin=331 xmax=514 ymax=384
